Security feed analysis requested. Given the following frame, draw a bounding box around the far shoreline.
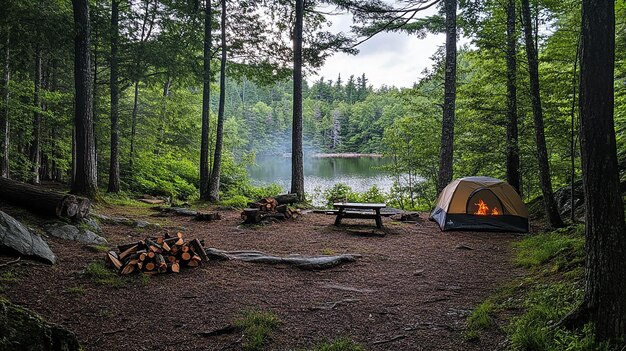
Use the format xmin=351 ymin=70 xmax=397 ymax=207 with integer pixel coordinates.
xmin=280 ymin=153 xmax=384 ymax=158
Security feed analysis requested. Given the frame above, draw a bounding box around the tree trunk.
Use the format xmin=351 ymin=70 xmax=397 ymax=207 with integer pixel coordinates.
xmin=108 ymin=0 xmax=120 ymax=193
xmin=570 ymin=36 xmax=580 ymax=224
xmin=291 ymin=0 xmax=305 ymax=201
xmin=0 ymin=177 xmax=90 ymax=219
xmin=0 ymin=26 xmax=9 ymax=178
xmin=436 ymin=0 xmax=457 ymax=194
xmin=199 ymin=0 xmax=212 ymax=200
xmin=579 ymin=0 xmax=626 ymax=341
xmin=520 ymin=0 xmax=563 ymax=228
xmin=71 ymin=0 xmax=97 ymax=198
xmin=208 ymin=0 xmax=227 ymax=203
xmin=129 ymin=80 xmax=139 ymax=170
xmin=505 ymin=0 xmax=520 ymax=194
xmin=30 ymin=44 xmax=42 ymax=185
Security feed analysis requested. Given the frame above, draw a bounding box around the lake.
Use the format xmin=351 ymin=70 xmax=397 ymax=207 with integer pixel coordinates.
xmin=247 ymin=155 xmax=395 ymax=205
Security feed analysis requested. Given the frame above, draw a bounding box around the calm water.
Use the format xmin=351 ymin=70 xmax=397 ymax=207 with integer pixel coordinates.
xmin=248 ymin=156 xmax=394 ymax=205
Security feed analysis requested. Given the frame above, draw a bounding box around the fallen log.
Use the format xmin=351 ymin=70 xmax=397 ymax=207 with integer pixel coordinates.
xmin=274 ymin=193 xmax=299 ymax=205
xmin=0 ymin=177 xmax=90 ymax=219
xmin=204 ymin=248 xmax=361 ymax=270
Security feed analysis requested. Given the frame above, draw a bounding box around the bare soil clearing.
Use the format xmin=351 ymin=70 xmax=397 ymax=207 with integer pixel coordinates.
xmin=0 ymin=201 xmax=525 ymax=350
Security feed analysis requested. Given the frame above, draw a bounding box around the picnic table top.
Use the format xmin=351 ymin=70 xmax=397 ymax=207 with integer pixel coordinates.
xmin=333 ymin=202 xmax=386 ymax=209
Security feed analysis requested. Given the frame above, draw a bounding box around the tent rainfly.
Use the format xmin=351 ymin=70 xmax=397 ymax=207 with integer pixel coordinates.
xmin=430 ymin=176 xmax=529 ymax=233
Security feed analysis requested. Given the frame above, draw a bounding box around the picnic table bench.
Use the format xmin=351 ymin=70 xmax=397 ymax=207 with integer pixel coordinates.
xmin=333 ymin=202 xmax=387 ymax=228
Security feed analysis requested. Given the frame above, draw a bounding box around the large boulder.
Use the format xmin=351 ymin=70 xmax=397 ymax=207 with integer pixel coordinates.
xmin=45 ymin=224 xmax=107 ymax=245
xmin=0 ymin=297 xmax=81 ymax=351
xmin=0 ymin=211 xmax=56 ymax=264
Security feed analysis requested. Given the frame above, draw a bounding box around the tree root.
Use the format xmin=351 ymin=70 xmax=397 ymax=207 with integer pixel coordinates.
xmin=555 ymin=304 xmax=590 ymax=331
xmin=204 ymin=248 xmax=361 ymax=270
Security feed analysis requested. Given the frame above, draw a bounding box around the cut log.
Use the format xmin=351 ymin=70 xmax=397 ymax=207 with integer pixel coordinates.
xmin=106 ymin=251 xmax=123 ymax=270
xmin=0 ymin=177 xmax=91 ymax=219
xmin=170 ymin=262 xmax=180 ymax=273
xmin=144 ymin=262 xmax=156 ymax=271
xmin=118 ymin=245 xmax=138 ymax=261
xmin=120 ymin=262 xmax=136 ymax=275
xmin=274 ymin=193 xmax=299 ymax=205
xmin=242 ymin=208 xmax=261 ymax=224
xmin=189 ymin=238 xmax=209 ymax=263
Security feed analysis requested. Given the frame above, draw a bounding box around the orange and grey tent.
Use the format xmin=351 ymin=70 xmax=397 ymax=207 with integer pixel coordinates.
xmin=430 ymin=176 xmax=529 ymax=233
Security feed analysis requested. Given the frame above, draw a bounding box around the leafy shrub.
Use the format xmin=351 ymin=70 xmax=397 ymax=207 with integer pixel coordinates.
xmin=323 ymin=183 xmax=359 ymax=207
xmin=219 ymin=195 xmax=250 ymax=208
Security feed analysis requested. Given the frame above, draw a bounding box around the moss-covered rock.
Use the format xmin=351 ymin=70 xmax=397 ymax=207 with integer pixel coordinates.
xmin=0 ymin=297 xmax=81 ymax=351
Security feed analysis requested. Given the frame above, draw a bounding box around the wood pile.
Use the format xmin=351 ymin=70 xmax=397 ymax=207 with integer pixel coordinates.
xmin=241 ymin=196 xmax=300 ymax=224
xmin=105 ymin=232 xmax=209 ymax=275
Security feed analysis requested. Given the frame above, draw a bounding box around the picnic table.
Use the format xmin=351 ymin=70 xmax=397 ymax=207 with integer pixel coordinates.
xmin=333 ymin=202 xmax=387 ymax=228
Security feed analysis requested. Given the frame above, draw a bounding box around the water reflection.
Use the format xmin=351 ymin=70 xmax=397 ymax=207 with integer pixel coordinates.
xmin=248 ymin=156 xmax=395 ymax=205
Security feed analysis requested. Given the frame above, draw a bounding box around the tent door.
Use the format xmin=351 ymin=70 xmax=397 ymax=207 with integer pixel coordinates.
xmin=466 ymin=188 xmax=506 ymax=216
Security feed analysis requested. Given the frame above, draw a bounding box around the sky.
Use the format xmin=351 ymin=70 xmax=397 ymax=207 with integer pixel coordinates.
xmin=309 ymin=10 xmax=446 ymax=89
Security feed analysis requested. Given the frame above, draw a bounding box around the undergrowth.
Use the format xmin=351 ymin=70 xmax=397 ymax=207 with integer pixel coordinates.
xmin=311 ymin=337 xmax=365 ymax=351
xmin=464 ymin=224 xmax=622 ymax=350
xmin=85 ymin=261 xmax=125 ymax=288
xmin=234 ymin=310 xmax=280 ymax=351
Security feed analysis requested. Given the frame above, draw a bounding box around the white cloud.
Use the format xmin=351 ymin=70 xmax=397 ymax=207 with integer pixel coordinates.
xmin=308 ymin=9 xmax=446 ymax=88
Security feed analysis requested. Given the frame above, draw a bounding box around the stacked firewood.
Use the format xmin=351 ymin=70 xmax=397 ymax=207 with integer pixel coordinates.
xmin=105 ymin=232 xmax=209 ymax=275
xmin=241 ymin=194 xmax=300 ymax=224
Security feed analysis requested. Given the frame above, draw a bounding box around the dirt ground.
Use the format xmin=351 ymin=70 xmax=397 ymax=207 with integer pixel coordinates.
xmin=0 ymin=202 xmax=526 ymax=351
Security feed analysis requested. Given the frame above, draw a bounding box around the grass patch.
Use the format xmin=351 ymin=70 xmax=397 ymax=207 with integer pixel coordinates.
xmin=234 ymin=310 xmax=280 ymax=351
xmin=0 ymin=271 xmax=19 ymax=283
xmin=64 ymin=285 xmax=86 ymax=295
xmin=311 ymin=337 xmax=364 ymax=351
xmin=86 ymin=244 xmax=110 ymax=253
xmin=464 ymin=224 xmax=623 ymax=350
xmin=320 ymin=248 xmax=336 ymax=256
xmin=465 ymin=300 xmax=495 ymax=341
xmin=85 ymin=261 xmax=125 ymax=288
xmin=513 ymin=225 xmax=584 ymax=270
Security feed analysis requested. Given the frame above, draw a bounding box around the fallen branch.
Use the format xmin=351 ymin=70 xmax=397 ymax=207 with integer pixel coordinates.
xmin=0 ymin=257 xmax=21 ymax=267
xmin=197 ymin=324 xmax=237 ymax=337
xmin=204 ymin=248 xmax=361 ymax=270
xmin=372 ymin=335 xmax=406 ymax=345
xmin=309 ymin=298 xmax=360 ymax=311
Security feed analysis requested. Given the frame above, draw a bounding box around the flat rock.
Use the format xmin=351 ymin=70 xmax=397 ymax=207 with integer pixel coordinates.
xmin=80 ymin=217 xmax=101 ymax=233
xmin=0 ymin=211 xmax=56 ymax=264
xmin=46 ymin=224 xmax=107 ymax=245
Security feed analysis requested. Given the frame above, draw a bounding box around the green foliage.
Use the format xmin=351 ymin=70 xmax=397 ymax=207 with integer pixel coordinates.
xmin=465 ymin=301 xmax=495 ymax=341
xmin=85 ymin=262 xmax=124 ymax=288
xmin=311 ymin=337 xmax=365 ymax=351
xmin=64 ymin=286 xmax=86 ymax=296
xmin=514 ymin=225 xmax=585 ymax=270
xmin=233 ymin=310 xmax=281 ymax=351
xmin=85 ymin=244 xmax=111 ymax=253
xmin=0 ymin=271 xmax=19 ymax=283
xmin=508 ymin=283 xmax=586 ymax=351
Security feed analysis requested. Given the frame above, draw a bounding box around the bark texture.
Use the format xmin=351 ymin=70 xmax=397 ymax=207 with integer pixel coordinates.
xmin=505 ymin=0 xmax=520 ymax=194
xmin=0 ymin=27 xmax=9 ymax=178
xmin=71 ymin=0 xmax=97 ymax=198
xmin=291 ymin=0 xmax=305 ymax=201
xmin=437 ymin=0 xmax=457 ymax=194
xmin=30 ymin=45 xmax=42 ymax=184
xmin=108 ymin=0 xmax=120 ymax=193
xmin=0 ymin=177 xmax=91 ymax=219
xmin=520 ymin=0 xmax=563 ymax=228
xmin=208 ymin=0 xmax=227 ymax=203
xmin=200 ymin=0 xmax=212 ymax=200
xmin=579 ymin=0 xmax=626 ymax=341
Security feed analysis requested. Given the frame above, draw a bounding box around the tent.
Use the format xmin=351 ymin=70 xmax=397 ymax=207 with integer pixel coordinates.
xmin=430 ymin=176 xmax=529 ymax=233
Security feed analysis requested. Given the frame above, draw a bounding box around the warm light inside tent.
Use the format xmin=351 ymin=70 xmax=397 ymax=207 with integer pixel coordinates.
xmin=473 ymin=199 xmax=500 ymax=216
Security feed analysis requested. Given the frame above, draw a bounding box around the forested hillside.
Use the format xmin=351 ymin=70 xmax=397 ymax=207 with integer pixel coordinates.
xmin=0 ymin=0 xmax=624 ymax=205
